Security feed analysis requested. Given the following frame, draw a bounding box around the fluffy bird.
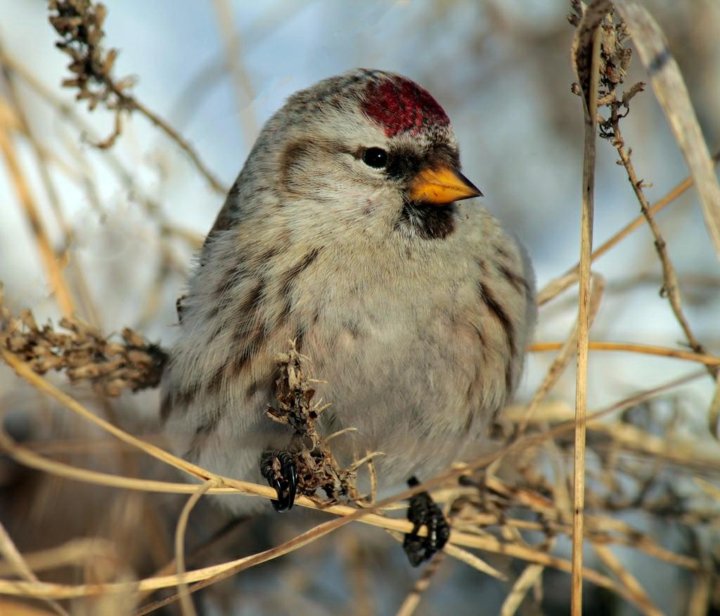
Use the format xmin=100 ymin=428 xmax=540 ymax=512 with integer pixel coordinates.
xmin=161 ymin=69 xmax=535 ymax=564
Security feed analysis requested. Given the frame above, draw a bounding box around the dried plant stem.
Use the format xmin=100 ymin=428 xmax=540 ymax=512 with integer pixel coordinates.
xmin=581 ymin=150 xmax=720 ymax=269
xmin=708 ymin=376 xmax=720 ymax=438
xmin=611 ymin=123 xmax=717 ymax=379
xmin=0 ymin=522 xmax=645 ymax=613
xmin=128 ymin=96 xmax=227 ymax=195
xmin=613 ymin=1 xmax=720 ymax=258
xmin=531 ymin=340 xmax=720 ymax=366
xmin=174 ymin=481 xmax=215 ymax=616
xmin=518 ymin=274 xmax=605 ymax=434
xmin=395 ymin=551 xmax=445 ymax=616
xmin=0 ymin=111 xmax=76 ymax=317
xmin=0 ymin=538 xmax=118 ymax=577
xmin=0 ymin=48 xmax=206 ymax=252
xmin=593 ymin=544 xmax=662 ymax=616
xmin=212 ymin=0 xmax=259 ymax=148
xmin=500 ymin=563 xmax=545 ymax=616
xmin=0 ymin=354 xmax=706 ymax=615
xmin=0 ymin=348 xmax=209 ymax=478
xmin=539 ymin=167 xmax=699 ymax=305
xmin=48 ymin=0 xmax=226 ymax=195
xmin=0 ymin=42 xmax=99 ymax=324
xmin=571 ymin=16 xmax=603 ymax=616
xmin=0 ymin=522 xmax=69 ymax=616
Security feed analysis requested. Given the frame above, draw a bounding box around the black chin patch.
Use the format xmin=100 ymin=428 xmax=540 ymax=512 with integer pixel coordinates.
xmin=397 ymin=201 xmax=456 ymax=240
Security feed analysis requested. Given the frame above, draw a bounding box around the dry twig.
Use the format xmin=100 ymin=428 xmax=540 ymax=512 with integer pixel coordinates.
xmin=48 ymin=0 xmax=226 ymax=193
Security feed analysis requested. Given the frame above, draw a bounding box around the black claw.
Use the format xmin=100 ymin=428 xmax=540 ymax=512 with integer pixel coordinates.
xmin=260 ymin=450 xmax=297 ymax=512
xmin=402 ymin=475 xmax=450 ymax=567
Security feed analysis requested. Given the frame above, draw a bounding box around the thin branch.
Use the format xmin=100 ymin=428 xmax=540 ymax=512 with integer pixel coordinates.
xmin=610 ymin=121 xmax=717 ymax=379
xmin=0 ymin=106 xmax=76 ymax=317
xmin=531 ymin=340 xmax=720 ymax=367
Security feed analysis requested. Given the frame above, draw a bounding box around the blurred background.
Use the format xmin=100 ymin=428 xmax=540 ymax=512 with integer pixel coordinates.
xmin=0 ymin=1 xmax=719 ymax=614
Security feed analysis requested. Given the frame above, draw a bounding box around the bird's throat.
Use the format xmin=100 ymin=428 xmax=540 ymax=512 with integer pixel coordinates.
xmin=397 ymin=201 xmax=456 ymax=240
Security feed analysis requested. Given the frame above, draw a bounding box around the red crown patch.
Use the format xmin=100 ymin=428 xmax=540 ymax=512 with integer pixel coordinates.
xmin=361 ymin=76 xmax=450 ymax=137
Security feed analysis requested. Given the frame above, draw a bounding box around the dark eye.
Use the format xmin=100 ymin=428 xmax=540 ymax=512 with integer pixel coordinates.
xmin=361 ymin=147 xmax=388 ymax=169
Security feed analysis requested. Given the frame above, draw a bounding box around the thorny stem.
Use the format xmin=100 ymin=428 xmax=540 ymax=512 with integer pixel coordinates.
xmin=611 ymin=122 xmax=718 ymax=380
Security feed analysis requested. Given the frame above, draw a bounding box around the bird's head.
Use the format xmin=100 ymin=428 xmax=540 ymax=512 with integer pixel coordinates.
xmin=248 ymin=69 xmax=481 ymax=242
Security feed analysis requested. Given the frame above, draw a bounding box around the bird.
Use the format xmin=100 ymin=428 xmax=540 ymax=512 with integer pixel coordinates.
xmin=160 ymin=68 xmax=535 ymax=565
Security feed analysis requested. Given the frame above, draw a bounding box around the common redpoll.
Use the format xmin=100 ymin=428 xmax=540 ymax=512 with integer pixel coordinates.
xmin=161 ymin=69 xmax=535 ymax=564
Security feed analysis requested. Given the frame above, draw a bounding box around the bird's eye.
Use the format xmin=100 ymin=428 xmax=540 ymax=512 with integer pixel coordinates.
xmin=361 ymin=147 xmax=388 ymax=169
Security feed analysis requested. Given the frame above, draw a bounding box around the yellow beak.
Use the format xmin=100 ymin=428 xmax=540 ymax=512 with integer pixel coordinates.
xmin=408 ymin=165 xmax=482 ymax=206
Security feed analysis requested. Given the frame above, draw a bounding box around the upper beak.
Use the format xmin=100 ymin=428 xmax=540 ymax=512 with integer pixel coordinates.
xmin=408 ymin=165 xmax=482 ymax=206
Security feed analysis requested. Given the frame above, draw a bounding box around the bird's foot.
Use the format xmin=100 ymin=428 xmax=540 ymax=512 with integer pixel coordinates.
xmin=260 ymin=449 xmax=297 ymax=512
xmin=403 ymin=476 xmax=450 ymax=566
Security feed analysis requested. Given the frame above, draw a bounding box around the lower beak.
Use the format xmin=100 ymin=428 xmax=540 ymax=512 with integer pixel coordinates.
xmin=408 ymin=165 xmax=482 ymax=206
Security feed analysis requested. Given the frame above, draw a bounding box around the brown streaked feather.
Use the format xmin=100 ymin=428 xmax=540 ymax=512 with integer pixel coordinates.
xmin=175 ymin=295 xmax=187 ymax=324
xmin=478 ymin=281 xmax=516 ymax=356
xmin=186 ymin=413 xmax=222 ymax=462
xmin=230 ymin=279 xmax=265 ymax=325
xmin=229 ymin=326 xmax=266 ymax=380
xmin=279 ymin=248 xmax=322 ymax=294
xmin=200 ymin=181 xmax=243 ymax=263
xmin=159 ymin=392 xmax=173 ymax=422
xmin=213 ymin=262 xmax=248 ymax=302
xmin=497 ymin=263 xmax=531 ymax=296
xmin=161 ymin=381 xmax=202 ymax=421
xmin=275 ymin=247 xmax=323 ymax=323
xmin=504 ymin=361 xmax=514 ymax=396
xmin=205 ymin=363 xmax=226 ymax=396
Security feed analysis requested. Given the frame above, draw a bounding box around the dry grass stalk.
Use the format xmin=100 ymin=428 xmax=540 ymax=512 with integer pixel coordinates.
xmin=613 ymin=1 xmax=720 ymax=257
xmin=211 ymin=0 xmax=259 ymax=148
xmin=0 ymin=100 xmax=76 ymax=318
xmin=499 ymin=563 xmax=545 ymax=616
xmin=2 ymin=340 xmax=686 ymax=613
xmin=394 ymin=550 xmax=445 ymax=616
xmin=569 ymin=2 xmax=605 ymax=612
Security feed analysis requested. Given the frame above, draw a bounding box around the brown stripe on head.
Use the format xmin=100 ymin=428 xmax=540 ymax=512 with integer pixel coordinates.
xmin=280 ymin=140 xmax=349 ymax=199
xmin=280 ymin=140 xmax=314 ymax=193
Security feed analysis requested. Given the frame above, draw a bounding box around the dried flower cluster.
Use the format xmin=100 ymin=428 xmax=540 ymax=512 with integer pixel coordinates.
xmin=48 ymin=0 xmax=135 ymax=146
xmin=0 ymin=302 xmax=167 ymax=397
xmin=569 ymin=1 xmax=645 ymax=139
xmin=266 ymin=343 xmax=358 ymax=504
